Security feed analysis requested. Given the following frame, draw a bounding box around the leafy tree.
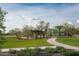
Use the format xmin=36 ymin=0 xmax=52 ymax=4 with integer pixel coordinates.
xmin=53 ymin=22 xmax=77 ymax=37
xmin=22 ymin=25 xmax=33 ymax=39
xmin=47 ymin=28 xmax=53 ymax=37
xmin=0 ymin=7 xmax=7 ymax=50
xmin=36 ymin=21 xmax=50 ymax=38
xmin=63 ymin=22 xmax=76 ymax=36
xmin=53 ymin=28 xmax=58 ymax=36
xmin=53 ymin=25 xmax=63 ymax=36
xmin=9 ymin=28 xmax=21 ymax=40
xmin=76 ymin=28 xmax=79 ymax=35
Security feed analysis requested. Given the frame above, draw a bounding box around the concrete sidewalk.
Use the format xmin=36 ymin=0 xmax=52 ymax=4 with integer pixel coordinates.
xmin=1 ymin=46 xmax=56 ymax=52
xmin=47 ymin=38 xmax=79 ymax=51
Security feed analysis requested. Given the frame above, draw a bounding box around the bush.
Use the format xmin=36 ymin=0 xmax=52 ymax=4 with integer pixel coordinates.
xmin=52 ymin=46 xmax=66 ymax=53
xmin=25 ymin=49 xmax=39 ymax=56
xmin=44 ymin=48 xmax=54 ymax=56
xmin=9 ymin=47 xmax=79 ymax=56
xmin=9 ymin=49 xmax=17 ymax=54
xmin=63 ymin=50 xmax=79 ymax=56
xmin=16 ymin=49 xmax=27 ymax=56
xmin=16 ymin=48 xmax=42 ymax=56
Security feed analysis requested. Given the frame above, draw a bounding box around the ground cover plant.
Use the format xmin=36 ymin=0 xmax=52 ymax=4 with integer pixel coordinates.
xmin=1 ymin=46 xmax=79 ymax=56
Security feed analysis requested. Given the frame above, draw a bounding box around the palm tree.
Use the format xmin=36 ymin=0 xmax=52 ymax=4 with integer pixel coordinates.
xmin=54 ymin=25 xmax=63 ymax=36
xmin=53 ymin=28 xmax=58 ymax=36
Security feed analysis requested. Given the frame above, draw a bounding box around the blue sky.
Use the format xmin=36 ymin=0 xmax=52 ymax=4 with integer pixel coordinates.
xmin=0 ymin=3 xmax=79 ymax=32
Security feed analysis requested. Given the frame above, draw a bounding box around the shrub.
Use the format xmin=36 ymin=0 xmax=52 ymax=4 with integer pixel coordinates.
xmin=16 ymin=48 xmax=42 ymax=56
xmin=10 ymin=47 xmax=79 ymax=56
xmin=63 ymin=50 xmax=79 ymax=56
xmin=16 ymin=49 xmax=27 ymax=56
xmin=44 ymin=48 xmax=54 ymax=56
xmin=24 ymin=49 xmax=37 ymax=56
xmin=9 ymin=49 xmax=17 ymax=54
xmin=52 ymin=46 xmax=66 ymax=53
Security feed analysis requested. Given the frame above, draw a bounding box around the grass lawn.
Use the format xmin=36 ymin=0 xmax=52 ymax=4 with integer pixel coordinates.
xmin=57 ymin=37 xmax=79 ymax=47
xmin=3 ymin=37 xmax=52 ymax=48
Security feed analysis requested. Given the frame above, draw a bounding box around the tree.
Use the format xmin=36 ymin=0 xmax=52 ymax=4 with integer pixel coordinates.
xmin=53 ymin=22 xmax=77 ymax=37
xmin=0 ymin=7 xmax=7 ymax=50
xmin=36 ymin=21 xmax=50 ymax=38
xmin=36 ymin=21 xmax=45 ymax=31
xmin=53 ymin=28 xmax=58 ymax=36
xmin=9 ymin=28 xmax=21 ymax=40
xmin=53 ymin=25 xmax=63 ymax=36
xmin=22 ymin=25 xmax=33 ymax=39
xmin=75 ymin=28 xmax=79 ymax=35
xmin=63 ymin=22 xmax=76 ymax=36
xmin=44 ymin=22 xmax=50 ymax=38
xmin=47 ymin=28 xmax=53 ymax=37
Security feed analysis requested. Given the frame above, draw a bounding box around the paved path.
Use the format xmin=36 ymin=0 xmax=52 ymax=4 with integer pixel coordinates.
xmin=1 ymin=46 xmax=56 ymax=52
xmin=47 ymin=38 xmax=79 ymax=51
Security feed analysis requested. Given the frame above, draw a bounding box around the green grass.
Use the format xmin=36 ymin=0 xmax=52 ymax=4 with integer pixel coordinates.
xmin=3 ymin=37 xmax=52 ymax=48
xmin=57 ymin=37 xmax=79 ymax=47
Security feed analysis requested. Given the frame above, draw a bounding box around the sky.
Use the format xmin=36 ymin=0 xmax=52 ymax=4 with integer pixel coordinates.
xmin=0 ymin=3 xmax=79 ymax=32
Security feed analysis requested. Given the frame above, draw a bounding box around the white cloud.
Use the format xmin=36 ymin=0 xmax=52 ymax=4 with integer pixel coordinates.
xmin=77 ymin=20 xmax=79 ymax=23
xmin=3 ymin=4 xmax=79 ymax=32
xmin=67 ymin=21 xmax=73 ymax=25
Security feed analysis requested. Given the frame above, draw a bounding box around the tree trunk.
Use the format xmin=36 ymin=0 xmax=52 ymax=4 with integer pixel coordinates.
xmin=58 ymin=29 xmax=61 ymax=36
